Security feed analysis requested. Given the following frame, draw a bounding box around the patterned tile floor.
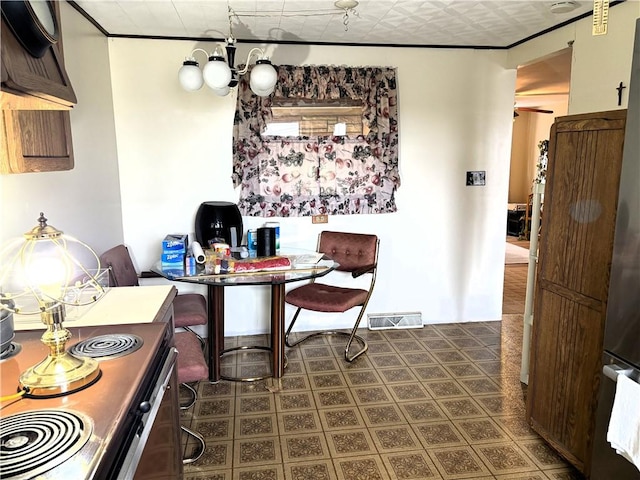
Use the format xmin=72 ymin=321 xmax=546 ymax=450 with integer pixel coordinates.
xmin=181 ymin=247 xmax=584 ymax=480
xmin=503 ymin=237 xmax=530 ymax=315
xmin=502 ymin=265 xmax=527 ymax=315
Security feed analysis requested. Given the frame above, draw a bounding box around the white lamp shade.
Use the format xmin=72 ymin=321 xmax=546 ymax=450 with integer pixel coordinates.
xmin=203 ymin=58 xmax=232 ymax=90
xmin=178 ymin=62 xmax=204 ymax=91
xmin=251 ymin=85 xmax=275 ymax=97
xmin=211 ymin=85 xmax=231 ymax=96
xmin=250 ymin=62 xmax=277 ymax=95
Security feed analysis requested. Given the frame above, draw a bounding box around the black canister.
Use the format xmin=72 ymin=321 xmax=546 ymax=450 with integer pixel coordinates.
xmin=257 ymin=227 xmax=276 ymax=257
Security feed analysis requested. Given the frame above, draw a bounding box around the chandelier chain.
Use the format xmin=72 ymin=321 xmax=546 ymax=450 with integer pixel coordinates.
xmin=231 ymin=5 xmax=359 ymax=31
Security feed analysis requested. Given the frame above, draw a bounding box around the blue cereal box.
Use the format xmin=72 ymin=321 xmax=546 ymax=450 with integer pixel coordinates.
xmin=162 ymin=234 xmax=188 ymax=254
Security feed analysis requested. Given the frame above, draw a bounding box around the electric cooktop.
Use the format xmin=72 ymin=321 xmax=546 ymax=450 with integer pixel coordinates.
xmin=0 ymin=322 xmax=170 ymax=479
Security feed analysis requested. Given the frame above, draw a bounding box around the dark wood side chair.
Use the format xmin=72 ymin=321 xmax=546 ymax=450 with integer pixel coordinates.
xmin=99 ymin=244 xmax=208 ymax=347
xmin=284 ymin=231 xmax=379 ymax=362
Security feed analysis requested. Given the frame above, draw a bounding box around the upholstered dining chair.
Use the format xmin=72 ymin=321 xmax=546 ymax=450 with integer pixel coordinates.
xmin=99 ymin=244 xmax=208 ymax=347
xmin=284 ymin=231 xmax=379 ymax=362
xmin=174 ymin=330 xmax=208 ymax=464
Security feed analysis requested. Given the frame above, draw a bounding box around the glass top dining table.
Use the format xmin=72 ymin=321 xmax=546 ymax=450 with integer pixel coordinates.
xmin=151 ymin=254 xmax=337 ymax=382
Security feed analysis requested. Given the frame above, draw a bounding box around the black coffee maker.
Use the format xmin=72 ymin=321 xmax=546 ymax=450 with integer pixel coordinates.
xmin=195 ymin=202 xmax=243 ymax=248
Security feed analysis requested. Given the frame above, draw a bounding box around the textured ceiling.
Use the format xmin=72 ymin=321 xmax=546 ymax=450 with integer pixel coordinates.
xmin=71 ymin=0 xmax=598 ymax=48
xmin=70 ymin=0 xmax=591 ymax=109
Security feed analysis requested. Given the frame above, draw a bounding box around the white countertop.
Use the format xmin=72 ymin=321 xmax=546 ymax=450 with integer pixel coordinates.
xmin=13 ymin=285 xmax=177 ymax=331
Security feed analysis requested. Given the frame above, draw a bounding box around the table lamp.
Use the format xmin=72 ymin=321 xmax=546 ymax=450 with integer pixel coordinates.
xmin=0 ymin=213 xmax=108 ymax=397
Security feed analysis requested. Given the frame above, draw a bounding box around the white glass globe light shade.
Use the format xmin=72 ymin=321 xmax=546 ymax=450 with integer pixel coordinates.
xmin=211 ymin=85 xmax=231 ymax=96
xmin=250 ymin=61 xmax=277 ymax=95
xmin=203 ymin=58 xmax=232 ymax=90
xmin=251 ymin=85 xmax=275 ymax=97
xmin=178 ymin=61 xmax=204 ymax=91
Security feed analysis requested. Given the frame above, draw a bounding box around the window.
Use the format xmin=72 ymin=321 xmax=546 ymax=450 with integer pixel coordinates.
xmin=232 ymin=65 xmax=399 ymax=217
xmin=266 ymin=98 xmax=368 ymax=137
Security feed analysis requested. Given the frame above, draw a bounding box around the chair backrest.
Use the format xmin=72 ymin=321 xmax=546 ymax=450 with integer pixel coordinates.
xmin=318 ymin=231 xmax=378 ymax=273
xmin=99 ymin=244 xmax=139 ymax=287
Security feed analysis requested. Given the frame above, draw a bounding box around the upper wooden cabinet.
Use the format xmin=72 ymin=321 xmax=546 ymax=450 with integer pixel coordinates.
xmin=1 ymin=1 xmax=75 ymax=174
xmin=1 ymin=1 xmax=76 ymax=109
xmin=1 ymin=109 xmax=74 ymax=174
xmin=527 ymin=109 xmax=627 ymax=475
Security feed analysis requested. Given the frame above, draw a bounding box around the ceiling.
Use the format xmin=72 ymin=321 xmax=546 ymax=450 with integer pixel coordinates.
xmin=71 ymin=0 xmax=598 ymax=48
xmin=69 ymin=0 xmax=593 ymax=108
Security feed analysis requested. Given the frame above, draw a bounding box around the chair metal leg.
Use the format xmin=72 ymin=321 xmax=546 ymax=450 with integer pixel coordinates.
xmin=179 ymin=381 xmax=206 ymax=464
xmin=343 ymin=307 xmax=369 ymax=362
xmin=284 ymin=306 xmax=369 ymax=363
xmin=181 ymin=425 xmax=206 ymax=464
xmin=284 ymin=307 xmax=304 ymax=347
xmin=179 ymin=382 xmax=198 ymax=410
xmin=182 ymin=326 xmax=206 ymax=351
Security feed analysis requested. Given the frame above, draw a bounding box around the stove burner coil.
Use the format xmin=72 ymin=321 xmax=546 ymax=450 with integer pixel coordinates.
xmin=0 ymin=409 xmax=93 ymax=479
xmin=69 ymin=333 xmax=143 ymax=359
xmin=0 ymin=343 xmax=21 ymax=362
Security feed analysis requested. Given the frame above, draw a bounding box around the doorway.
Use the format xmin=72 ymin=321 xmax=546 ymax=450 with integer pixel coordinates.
xmin=509 ymin=47 xmax=572 ymax=207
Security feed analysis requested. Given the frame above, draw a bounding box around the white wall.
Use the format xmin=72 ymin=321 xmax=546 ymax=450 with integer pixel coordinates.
xmin=0 ymin=2 xmax=122 ymax=255
xmin=508 ymin=1 xmax=640 ymax=114
xmin=570 ymin=2 xmax=640 ymax=113
xmin=107 ymin=39 xmax=516 ymax=335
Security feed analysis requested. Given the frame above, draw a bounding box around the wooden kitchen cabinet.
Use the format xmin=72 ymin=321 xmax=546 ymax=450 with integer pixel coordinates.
xmin=0 ymin=1 xmax=75 ymax=174
xmin=0 ymin=1 xmax=76 ymax=108
xmin=526 ymin=109 xmax=627 ymax=475
xmin=1 ymin=109 xmax=74 ymax=174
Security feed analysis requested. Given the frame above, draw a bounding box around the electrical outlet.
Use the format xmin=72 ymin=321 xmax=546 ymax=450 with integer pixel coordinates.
xmin=312 ymin=214 xmax=328 ymax=224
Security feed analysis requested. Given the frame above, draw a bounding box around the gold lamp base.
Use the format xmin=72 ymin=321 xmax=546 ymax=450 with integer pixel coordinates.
xmin=19 ymin=351 xmax=101 ymax=397
xmin=18 ymin=306 xmax=101 ymax=397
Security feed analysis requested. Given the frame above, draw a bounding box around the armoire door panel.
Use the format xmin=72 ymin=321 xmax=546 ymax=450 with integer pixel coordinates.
xmin=528 ymin=290 xmax=606 ymax=469
xmin=528 ymin=109 xmax=626 ymax=474
xmin=539 ymin=123 xmax=625 ymax=301
xmin=538 ymin=278 xmax=603 ymax=311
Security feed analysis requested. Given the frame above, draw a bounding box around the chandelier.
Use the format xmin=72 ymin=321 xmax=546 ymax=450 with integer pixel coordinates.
xmin=178 ymin=6 xmax=277 ymax=97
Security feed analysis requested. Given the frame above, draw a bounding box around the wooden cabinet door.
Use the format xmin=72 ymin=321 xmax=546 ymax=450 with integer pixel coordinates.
xmin=1 ymin=109 xmax=74 ymax=174
xmin=527 ymin=110 xmax=626 ymax=474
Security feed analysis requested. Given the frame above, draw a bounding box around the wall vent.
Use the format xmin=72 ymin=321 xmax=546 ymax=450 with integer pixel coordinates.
xmin=367 ymin=311 xmax=422 ymax=330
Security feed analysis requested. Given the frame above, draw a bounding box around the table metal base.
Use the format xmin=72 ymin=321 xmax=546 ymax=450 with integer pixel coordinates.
xmin=220 ymin=345 xmax=272 ymax=382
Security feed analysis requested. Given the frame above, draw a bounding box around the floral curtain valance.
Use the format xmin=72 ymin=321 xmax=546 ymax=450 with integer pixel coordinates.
xmin=232 ymin=65 xmax=400 ymax=217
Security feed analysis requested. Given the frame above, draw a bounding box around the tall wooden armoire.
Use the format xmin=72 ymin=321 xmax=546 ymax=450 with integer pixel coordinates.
xmin=526 ymin=109 xmax=627 ymax=475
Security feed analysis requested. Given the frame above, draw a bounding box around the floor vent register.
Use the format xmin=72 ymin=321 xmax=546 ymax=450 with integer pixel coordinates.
xmin=367 ymin=312 xmax=422 ymax=330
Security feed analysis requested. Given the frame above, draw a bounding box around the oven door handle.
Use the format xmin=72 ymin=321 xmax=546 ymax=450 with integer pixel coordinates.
xmin=117 ymin=346 xmax=179 ymax=479
xmin=603 ymin=364 xmax=636 ymax=382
